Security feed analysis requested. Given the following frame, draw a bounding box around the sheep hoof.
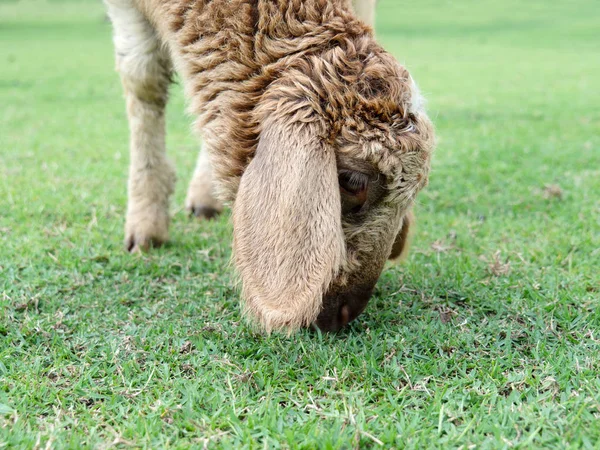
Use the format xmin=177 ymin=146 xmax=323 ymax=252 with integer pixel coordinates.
xmin=124 ymin=216 xmax=169 ymax=253
xmin=189 ymin=205 xmax=220 ymax=220
xmin=125 ymin=234 xmax=166 ymax=253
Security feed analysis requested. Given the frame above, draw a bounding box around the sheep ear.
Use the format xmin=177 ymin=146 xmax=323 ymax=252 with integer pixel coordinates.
xmin=388 ymin=210 xmax=413 ymax=260
xmin=232 ymin=122 xmax=345 ymax=332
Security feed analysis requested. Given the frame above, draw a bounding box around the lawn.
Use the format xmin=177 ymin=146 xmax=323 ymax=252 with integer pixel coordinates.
xmin=1 ymin=0 xmax=599 ymax=448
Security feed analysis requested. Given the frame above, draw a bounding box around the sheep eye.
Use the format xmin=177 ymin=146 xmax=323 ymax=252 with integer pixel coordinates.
xmin=339 ymin=171 xmax=369 ymax=215
xmin=339 ymin=171 xmax=368 ymax=196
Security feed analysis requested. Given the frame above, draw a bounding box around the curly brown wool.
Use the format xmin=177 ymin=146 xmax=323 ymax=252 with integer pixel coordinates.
xmin=105 ymin=0 xmax=435 ymax=332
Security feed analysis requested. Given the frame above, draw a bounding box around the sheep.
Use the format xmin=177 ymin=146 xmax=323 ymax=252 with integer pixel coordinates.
xmin=104 ymin=0 xmax=435 ymax=332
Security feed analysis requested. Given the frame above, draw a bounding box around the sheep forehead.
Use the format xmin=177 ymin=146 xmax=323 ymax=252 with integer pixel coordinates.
xmin=336 ymin=140 xmax=402 ymax=177
xmin=333 ymin=73 xmax=433 ymax=179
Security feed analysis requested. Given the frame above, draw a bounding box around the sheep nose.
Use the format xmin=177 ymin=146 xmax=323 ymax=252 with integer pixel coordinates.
xmin=313 ymin=286 xmax=373 ymax=332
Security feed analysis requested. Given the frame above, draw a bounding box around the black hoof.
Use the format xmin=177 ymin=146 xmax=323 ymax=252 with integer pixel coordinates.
xmin=190 ymin=205 xmax=220 ymax=220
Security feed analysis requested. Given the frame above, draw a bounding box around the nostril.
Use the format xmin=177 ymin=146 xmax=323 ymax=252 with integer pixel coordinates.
xmin=339 ymin=305 xmax=351 ymax=327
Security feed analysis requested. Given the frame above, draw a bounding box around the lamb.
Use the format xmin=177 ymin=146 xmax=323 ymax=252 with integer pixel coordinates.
xmin=104 ymin=0 xmax=435 ymax=332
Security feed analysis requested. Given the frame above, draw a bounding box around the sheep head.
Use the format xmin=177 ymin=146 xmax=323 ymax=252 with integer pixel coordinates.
xmin=232 ymin=38 xmax=435 ymax=332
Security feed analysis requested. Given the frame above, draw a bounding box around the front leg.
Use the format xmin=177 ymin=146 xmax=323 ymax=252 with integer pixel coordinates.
xmin=125 ymin=108 xmax=175 ymax=252
xmin=106 ymin=0 xmax=175 ymax=252
xmin=185 ymin=143 xmax=223 ymax=220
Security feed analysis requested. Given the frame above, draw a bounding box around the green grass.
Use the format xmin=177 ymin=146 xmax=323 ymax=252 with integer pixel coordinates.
xmin=1 ymin=0 xmax=599 ymax=448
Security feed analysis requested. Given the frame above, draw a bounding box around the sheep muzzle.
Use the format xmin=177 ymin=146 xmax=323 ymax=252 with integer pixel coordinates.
xmin=313 ymin=284 xmax=375 ymax=332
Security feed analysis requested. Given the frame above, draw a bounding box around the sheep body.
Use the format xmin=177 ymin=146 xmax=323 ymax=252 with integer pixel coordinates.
xmin=134 ymin=0 xmax=386 ymax=201
xmin=105 ymin=0 xmax=434 ymax=331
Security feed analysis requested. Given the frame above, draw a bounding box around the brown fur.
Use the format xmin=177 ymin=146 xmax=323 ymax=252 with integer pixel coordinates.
xmin=105 ymin=0 xmax=434 ymax=331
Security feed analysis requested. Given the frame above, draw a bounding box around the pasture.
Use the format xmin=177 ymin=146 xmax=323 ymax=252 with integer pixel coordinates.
xmin=1 ymin=0 xmax=599 ymax=447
